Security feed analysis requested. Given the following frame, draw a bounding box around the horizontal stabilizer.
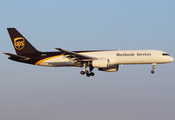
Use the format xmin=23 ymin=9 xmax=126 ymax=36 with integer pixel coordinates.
xmin=3 ymin=53 xmax=30 ymax=60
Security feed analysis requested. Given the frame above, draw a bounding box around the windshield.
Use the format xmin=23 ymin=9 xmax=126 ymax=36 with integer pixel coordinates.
xmin=162 ymin=53 xmax=170 ymax=56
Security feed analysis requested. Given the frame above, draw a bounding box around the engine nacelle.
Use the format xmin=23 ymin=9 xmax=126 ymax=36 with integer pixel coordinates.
xmin=92 ymin=58 xmax=110 ymax=68
xmin=98 ymin=65 xmax=119 ymax=72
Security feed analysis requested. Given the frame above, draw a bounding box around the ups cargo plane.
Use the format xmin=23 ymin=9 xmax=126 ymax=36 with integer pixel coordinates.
xmin=4 ymin=28 xmax=174 ymax=77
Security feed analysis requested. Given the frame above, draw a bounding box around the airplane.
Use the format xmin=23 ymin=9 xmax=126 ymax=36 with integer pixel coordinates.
xmin=4 ymin=28 xmax=174 ymax=77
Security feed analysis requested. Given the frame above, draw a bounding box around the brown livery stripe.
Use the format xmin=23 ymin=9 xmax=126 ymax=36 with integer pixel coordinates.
xmin=35 ymin=55 xmax=63 ymax=65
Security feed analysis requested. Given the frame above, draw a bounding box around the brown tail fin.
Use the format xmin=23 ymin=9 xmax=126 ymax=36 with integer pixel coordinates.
xmin=7 ymin=28 xmax=39 ymax=55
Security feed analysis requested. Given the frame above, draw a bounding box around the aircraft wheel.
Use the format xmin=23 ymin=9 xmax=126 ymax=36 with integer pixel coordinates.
xmin=90 ymin=72 xmax=95 ymax=76
xmin=85 ymin=70 xmax=89 ymax=74
xmin=80 ymin=71 xmax=85 ymax=75
xmin=151 ymin=70 xmax=154 ymax=74
xmin=86 ymin=73 xmax=90 ymax=77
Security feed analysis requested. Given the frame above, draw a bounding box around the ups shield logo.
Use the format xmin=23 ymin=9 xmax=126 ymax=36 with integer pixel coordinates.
xmin=14 ymin=37 xmax=25 ymax=50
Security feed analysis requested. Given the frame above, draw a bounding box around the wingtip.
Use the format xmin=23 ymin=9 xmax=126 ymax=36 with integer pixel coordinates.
xmin=3 ymin=52 xmax=9 ymax=55
xmin=55 ymin=48 xmax=61 ymax=50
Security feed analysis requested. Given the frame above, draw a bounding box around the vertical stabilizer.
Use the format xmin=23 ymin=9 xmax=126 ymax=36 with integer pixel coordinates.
xmin=7 ymin=28 xmax=39 ymax=55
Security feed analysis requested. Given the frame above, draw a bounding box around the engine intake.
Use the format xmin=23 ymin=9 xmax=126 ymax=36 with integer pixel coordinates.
xmin=92 ymin=58 xmax=110 ymax=68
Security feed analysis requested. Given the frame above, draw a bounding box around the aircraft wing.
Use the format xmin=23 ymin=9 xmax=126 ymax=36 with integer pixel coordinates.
xmin=55 ymin=48 xmax=95 ymax=62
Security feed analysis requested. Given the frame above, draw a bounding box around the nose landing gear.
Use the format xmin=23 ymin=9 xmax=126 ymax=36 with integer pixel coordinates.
xmin=151 ymin=63 xmax=157 ymax=74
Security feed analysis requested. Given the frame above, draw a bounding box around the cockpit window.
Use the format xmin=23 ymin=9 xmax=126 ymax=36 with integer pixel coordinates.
xmin=162 ymin=53 xmax=170 ymax=56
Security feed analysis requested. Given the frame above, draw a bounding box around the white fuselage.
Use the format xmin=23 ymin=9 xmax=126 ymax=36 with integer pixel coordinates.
xmin=36 ymin=50 xmax=174 ymax=67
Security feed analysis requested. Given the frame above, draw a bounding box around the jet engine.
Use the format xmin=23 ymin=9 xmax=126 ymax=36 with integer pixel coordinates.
xmin=98 ymin=65 xmax=119 ymax=72
xmin=92 ymin=58 xmax=110 ymax=68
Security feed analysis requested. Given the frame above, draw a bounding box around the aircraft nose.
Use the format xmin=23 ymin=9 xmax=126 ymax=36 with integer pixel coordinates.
xmin=170 ymin=56 xmax=174 ymax=62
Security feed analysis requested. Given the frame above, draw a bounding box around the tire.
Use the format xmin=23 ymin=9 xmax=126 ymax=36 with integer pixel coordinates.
xmin=90 ymin=72 xmax=94 ymax=76
xmin=80 ymin=71 xmax=85 ymax=75
xmin=151 ymin=70 xmax=154 ymax=74
xmin=85 ymin=70 xmax=89 ymax=74
xmin=86 ymin=73 xmax=90 ymax=77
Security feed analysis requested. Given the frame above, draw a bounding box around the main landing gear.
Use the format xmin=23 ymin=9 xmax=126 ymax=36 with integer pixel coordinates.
xmin=80 ymin=70 xmax=94 ymax=77
xmin=151 ymin=63 xmax=157 ymax=74
xmin=80 ymin=62 xmax=95 ymax=77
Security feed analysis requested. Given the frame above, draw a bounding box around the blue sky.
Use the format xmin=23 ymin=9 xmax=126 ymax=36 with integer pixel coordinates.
xmin=1 ymin=0 xmax=175 ymax=120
